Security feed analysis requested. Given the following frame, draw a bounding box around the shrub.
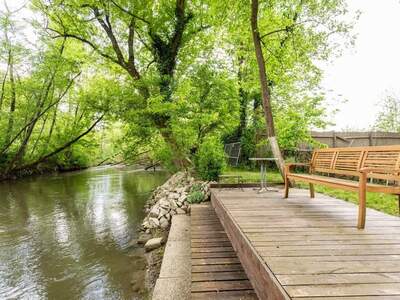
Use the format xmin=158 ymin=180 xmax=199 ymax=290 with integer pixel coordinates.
xmin=187 ymin=191 xmax=204 ymax=204
xmin=195 ymin=137 xmax=226 ymax=181
xmin=190 ymin=183 xmax=203 ymax=193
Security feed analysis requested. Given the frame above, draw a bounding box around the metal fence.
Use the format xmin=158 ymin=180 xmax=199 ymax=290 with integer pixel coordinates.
xmin=224 ymin=142 xmax=241 ymax=166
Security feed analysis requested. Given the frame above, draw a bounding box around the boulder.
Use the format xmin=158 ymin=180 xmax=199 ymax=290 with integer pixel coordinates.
xmin=144 ymin=237 xmax=163 ymax=252
xmin=148 ymin=217 xmax=160 ymax=228
xmin=159 ymin=217 xmax=169 ymax=229
xmin=137 ymin=233 xmax=152 ymax=245
xmin=176 ymin=208 xmax=186 ymax=215
xmin=159 ymin=199 xmax=170 ymax=209
xmin=169 ymin=192 xmax=180 ymax=200
xmin=149 ymin=206 xmax=160 ymax=218
xmin=158 ymin=207 xmax=169 ymax=217
xmin=177 ymin=195 xmax=186 ymax=204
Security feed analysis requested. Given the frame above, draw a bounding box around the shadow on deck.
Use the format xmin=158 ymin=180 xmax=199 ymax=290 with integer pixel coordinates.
xmin=210 ymin=187 xmax=400 ymax=299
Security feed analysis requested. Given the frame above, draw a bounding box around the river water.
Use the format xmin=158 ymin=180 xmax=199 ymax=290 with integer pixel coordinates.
xmin=0 ymin=166 xmax=168 ymax=300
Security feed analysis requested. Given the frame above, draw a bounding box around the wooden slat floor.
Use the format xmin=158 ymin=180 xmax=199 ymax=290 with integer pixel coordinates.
xmin=191 ymin=204 xmax=258 ymax=299
xmin=211 ymin=188 xmax=400 ymax=300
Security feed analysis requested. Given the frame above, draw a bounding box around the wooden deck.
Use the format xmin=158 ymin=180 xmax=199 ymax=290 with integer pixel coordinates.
xmin=191 ymin=203 xmax=258 ymax=299
xmin=211 ymin=187 xmax=400 ymax=299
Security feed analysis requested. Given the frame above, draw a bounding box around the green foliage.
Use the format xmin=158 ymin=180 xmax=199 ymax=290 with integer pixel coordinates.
xmin=274 ymin=92 xmax=329 ymax=150
xmin=187 ymin=191 xmax=204 ymax=204
xmin=374 ymin=94 xmax=400 ymax=132
xmin=195 ymin=137 xmax=226 ymax=181
xmin=0 ymin=0 xmax=357 ymax=178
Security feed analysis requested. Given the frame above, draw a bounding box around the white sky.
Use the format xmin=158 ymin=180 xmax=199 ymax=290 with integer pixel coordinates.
xmin=322 ymin=0 xmax=400 ymax=131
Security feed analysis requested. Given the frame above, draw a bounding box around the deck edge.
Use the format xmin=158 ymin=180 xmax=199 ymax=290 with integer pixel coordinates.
xmin=211 ymin=189 xmax=291 ymax=300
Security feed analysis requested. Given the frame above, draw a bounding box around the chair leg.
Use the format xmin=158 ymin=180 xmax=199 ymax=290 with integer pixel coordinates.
xmin=357 ymin=173 xmax=367 ymax=229
xmin=284 ymin=176 xmax=289 ymax=198
xmin=309 ymin=183 xmax=315 ymax=198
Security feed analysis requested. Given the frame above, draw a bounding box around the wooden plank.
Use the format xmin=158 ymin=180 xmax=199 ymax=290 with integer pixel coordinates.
xmin=192 ymin=271 xmax=248 ymax=282
xmin=191 ymin=247 xmax=234 ymax=253
xmin=192 ymin=251 xmax=237 ymax=259
xmin=191 ymin=280 xmax=253 ymax=292
xmin=277 ymin=273 xmax=400 ymax=285
xmin=293 ymin=297 xmax=400 ymax=300
xmin=191 ymin=290 xmax=258 ymax=300
xmin=286 ymin=283 xmax=400 ymax=297
xmin=267 ymin=255 xmax=400 ymax=262
xmin=191 ymin=257 xmax=240 ymax=266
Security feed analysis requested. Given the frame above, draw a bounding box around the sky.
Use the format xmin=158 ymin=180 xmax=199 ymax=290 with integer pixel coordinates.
xmin=322 ymin=0 xmax=400 ymax=131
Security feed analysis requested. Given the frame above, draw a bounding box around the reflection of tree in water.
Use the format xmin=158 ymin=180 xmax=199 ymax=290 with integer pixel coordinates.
xmin=121 ymin=170 xmax=169 ymax=229
xmin=0 ymin=167 xmax=167 ymax=299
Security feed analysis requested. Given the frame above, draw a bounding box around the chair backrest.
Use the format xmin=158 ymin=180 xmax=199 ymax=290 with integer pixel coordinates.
xmin=311 ymin=145 xmax=400 ymax=180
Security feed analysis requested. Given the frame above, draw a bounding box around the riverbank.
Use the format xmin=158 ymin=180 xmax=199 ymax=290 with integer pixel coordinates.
xmin=0 ymin=162 xmax=156 ymax=182
xmin=136 ymin=172 xmax=210 ymax=296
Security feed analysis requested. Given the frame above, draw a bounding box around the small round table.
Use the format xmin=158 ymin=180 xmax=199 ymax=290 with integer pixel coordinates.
xmin=249 ymin=157 xmax=278 ymax=193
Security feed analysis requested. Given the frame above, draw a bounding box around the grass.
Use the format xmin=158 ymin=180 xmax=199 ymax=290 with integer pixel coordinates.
xmin=223 ymin=166 xmax=283 ymax=184
xmin=221 ymin=167 xmax=400 ymax=217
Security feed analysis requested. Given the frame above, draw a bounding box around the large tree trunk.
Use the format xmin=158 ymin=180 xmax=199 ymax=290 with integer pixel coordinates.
xmin=5 ymin=50 xmax=16 ymax=147
xmin=250 ymin=0 xmax=285 ymax=179
xmin=237 ymin=54 xmax=248 ymax=139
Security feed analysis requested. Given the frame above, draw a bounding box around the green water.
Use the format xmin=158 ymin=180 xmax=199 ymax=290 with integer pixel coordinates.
xmin=0 ymin=166 xmax=168 ymax=300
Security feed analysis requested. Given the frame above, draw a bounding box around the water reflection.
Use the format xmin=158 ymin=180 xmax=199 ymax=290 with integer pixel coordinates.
xmin=0 ymin=166 xmax=168 ymax=299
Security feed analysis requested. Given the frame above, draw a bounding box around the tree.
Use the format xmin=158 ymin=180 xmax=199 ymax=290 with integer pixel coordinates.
xmin=375 ymin=94 xmax=400 ymax=132
xmin=34 ymin=0 xmax=214 ymax=168
xmin=251 ymin=0 xmax=285 ymax=178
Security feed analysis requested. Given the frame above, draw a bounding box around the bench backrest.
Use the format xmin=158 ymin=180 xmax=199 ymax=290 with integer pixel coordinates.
xmin=311 ymin=145 xmax=400 ymax=180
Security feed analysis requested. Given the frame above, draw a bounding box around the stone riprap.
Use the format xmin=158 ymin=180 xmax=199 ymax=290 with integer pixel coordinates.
xmin=141 ymin=172 xmax=210 ymax=232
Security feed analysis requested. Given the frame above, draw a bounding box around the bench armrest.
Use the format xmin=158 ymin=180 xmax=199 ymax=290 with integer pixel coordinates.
xmin=285 ymin=163 xmax=311 ymax=174
xmin=285 ymin=163 xmax=310 ymax=167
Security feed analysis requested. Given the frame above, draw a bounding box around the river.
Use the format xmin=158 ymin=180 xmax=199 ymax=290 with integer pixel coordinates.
xmin=0 ymin=166 xmax=168 ymax=300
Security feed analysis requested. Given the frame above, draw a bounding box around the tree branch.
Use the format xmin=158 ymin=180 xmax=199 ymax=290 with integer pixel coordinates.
xmin=14 ymin=114 xmax=105 ymax=171
xmin=109 ymin=0 xmax=150 ymax=25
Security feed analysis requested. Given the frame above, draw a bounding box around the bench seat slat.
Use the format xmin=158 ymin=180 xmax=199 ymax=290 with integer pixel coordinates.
xmin=287 ymin=173 xmax=400 ymax=194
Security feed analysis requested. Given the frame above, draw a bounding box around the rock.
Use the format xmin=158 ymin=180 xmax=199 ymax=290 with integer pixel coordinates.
xmin=177 ymin=195 xmax=186 ymax=204
xmin=142 ymin=220 xmax=149 ymax=229
xmin=149 ymin=206 xmax=159 ymax=218
xmin=159 ymin=199 xmax=170 ymax=209
xmin=168 ymin=200 xmax=177 ymax=210
xmin=158 ymin=207 xmax=169 ymax=217
xmin=144 ymin=237 xmax=163 ymax=252
xmin=169 ymin=192 xmax=180 ymax=200
xmin=176 ymin=208 xmax=186 ymax=215
xmin=159 ymin=217 xmax=169 ymax=228
xmin=137 ymin=233 xmax=152 ymax=245
xmin=148 ymin=217 xmax=160 ymax=228
xmin=175 ymin=187 xmax=185 ymax=194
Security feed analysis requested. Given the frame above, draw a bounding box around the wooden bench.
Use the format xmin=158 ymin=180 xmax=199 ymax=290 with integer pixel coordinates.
xmin=284 ymin=145 xmax=400 ymax=229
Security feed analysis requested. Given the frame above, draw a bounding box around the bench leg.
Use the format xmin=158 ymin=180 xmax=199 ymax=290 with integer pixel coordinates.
xmin=284 ymin=175 xmax=289 ymax=198
xmin=358 ymin=173 xmax=367 ymax=229
xmin=309 ymin=183 xmax=315 ymax=198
